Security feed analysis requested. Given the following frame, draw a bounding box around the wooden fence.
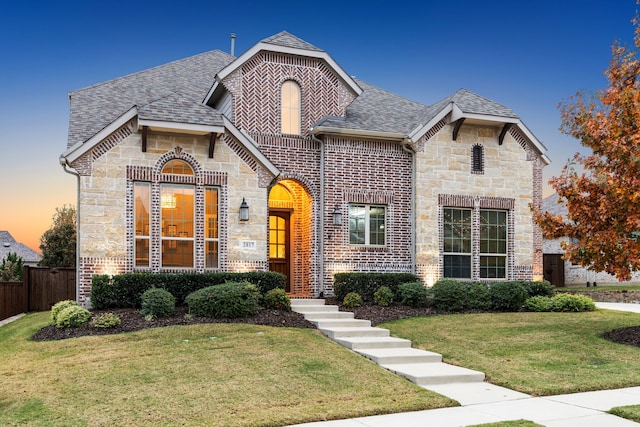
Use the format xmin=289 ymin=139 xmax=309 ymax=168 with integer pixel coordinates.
xmin=0 ymin=266 xmax=76 ymax=322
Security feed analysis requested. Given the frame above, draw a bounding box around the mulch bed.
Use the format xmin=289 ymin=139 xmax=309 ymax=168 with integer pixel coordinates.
xmin=30 ymin=299 xmax=640 ymax=348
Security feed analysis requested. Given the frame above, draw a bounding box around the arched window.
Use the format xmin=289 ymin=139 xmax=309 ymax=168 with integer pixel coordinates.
xmin=281 ymin=80 xmax=301 ymax=135
xmin=162 ymin=159 xmax=193 ymax=175
xmin=472 ymin=144 xmax=484 ymax=174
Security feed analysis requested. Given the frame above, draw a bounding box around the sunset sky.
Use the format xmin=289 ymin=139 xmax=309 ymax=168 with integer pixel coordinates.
xmin=0 ymin=0 xmax=637 ymax=253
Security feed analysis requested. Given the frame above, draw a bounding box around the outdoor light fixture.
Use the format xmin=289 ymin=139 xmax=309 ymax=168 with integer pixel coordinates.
xmin=239 ymin=198 xmax=249 ymax=221
xmin=332 ymin=204 xmax=342 ymax=226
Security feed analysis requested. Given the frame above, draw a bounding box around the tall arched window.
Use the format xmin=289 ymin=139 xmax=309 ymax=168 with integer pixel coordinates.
xmin=472 ymin=144 xmax=484 ymax=174
xmin=281 ymin=80 xmax=301 ymax=135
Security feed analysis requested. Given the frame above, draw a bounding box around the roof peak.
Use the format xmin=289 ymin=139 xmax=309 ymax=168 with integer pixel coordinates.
xmin=260 ymin=31 xmax=323 ymax=52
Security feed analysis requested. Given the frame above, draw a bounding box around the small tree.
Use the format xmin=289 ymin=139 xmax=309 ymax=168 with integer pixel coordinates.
xmin=39 ymin=205 xmax=77 ymax=268
xmin=535 ymin=17 xmax=640 ymax=281
xmin=0 ymin=252 xmax=24 ymax=281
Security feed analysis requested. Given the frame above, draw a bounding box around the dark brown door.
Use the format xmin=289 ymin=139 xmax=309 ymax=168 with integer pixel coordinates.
xmin=269 ymin=212 xmax=291 ymax=292
xmin=543 ymin=254 xmax=565 ymax=287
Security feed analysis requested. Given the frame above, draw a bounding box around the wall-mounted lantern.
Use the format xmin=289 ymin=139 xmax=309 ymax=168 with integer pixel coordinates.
xmin=332 ymin=204 xmax=342 ymax=226
xmin=239 ymin=198 xmax=249 ymax=222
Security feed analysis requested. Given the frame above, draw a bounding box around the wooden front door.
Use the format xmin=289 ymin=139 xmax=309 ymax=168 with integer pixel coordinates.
xmin=269 ymin=212 xmax=291 ymax=292
xmin=543 ymin=254 xmax=565 ymax=287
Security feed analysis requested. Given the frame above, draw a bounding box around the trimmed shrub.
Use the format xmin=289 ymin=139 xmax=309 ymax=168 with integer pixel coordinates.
xmin=524 ymin=295 xmax=554 ymax=312
xmin=551 ymin=293 xmax=596 ymax=312
xmin=140 ymin=288 xmax=175 ymax=318
xmin=373 ymin=286 xmax=394 ymax=307
xmin=466 ymin=282 xmax=492 ymax=311
xmin=489 ymin=281 xmax=528 ymax=312
xmin=90 ymin=272 xmax=286 ymax=309
xmin=263 ymin=288 xmax=291 ymax=311
xmin=56 ymin=305 xmax=91 ymax=328
xmin=91 ymin=312 xmax=122 ymax=328
xmin=398 ymin=282 xmax=431 ymax=308
xmin=343 ymin=292 xmax=363 ymax=308
xmin=333 ymin=272 xmax=419 ymax=302
xmin=185 ymin=282 xmax=260 ymax=318
xmin=521 ymin=280 xmax=555 ymax=298
xmin=51 ymin=300 xmax=80 ymax=325
xmin=432 ymin=279 xmax=468 ymax=312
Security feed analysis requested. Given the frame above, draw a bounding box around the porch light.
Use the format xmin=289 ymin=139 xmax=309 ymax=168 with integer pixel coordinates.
xmin=332 ymin=205 xmax=342 ymax=226
xmin=239 ymin=198 xmax=249 ymax=221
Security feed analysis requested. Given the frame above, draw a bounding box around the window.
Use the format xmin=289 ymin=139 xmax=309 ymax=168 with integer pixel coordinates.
xmin=281 ymin=80 xmax=301 ymax=135
xmin=349 ymin=205 xmax=386 ymax=246
xmin=161 ymin=184 xmax=194 ymax=268
xmin=134 ymin=182 xmax=150 ymax=267
xmin=479 ymin=210 xmax=507 ymax=278
xmin=443 ymin=207 xmax=508 ymax=279
xmin=205 ymin=187 xmax=219 ymax=268
xmin=443 ymin=208 xmax=472 ymax=278
xmin=131 ymin=158 xmax=220 ymax=271
xmin=472 ymin=144 xmax=484 ymax=174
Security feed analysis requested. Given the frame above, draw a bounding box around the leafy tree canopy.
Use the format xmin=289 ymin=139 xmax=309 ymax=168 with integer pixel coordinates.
xmin=536 ymin=17 xmax=640 ymax=281
xmin=0 ymin=252 xmax=24 ymax=281
xmin=39 ymin=205 xmax=76 ymax=268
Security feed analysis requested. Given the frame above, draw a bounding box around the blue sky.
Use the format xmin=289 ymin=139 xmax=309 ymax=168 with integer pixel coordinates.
xmin=0 ymin=0 xmax=637 ymax=251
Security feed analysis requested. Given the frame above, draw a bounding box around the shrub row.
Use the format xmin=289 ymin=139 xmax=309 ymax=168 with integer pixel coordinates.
xmin=431 ymin=279 xmax=555 ymax=312
xmin=333 ymin=272 xmax=419 ymax=302
xmin=186 ymin=282 xmax=261 ymax=318
xmin=90 ymin=271 xmax=286 ymax=309
xmin=525 ymin=293 xmax=596 ymax=312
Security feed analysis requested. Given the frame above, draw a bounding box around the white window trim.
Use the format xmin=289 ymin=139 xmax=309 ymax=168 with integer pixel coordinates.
xmin=349 ymin=204 xmax=386 ymax=246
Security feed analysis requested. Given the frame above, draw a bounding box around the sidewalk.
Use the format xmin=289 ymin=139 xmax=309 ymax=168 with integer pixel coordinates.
xmin=289 ymin=302 xmax=640 ymax=426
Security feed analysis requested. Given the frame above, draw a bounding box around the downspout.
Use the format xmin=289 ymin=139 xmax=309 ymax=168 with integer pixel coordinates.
xmin=401 ymin=139 xmax=416 ymax=276
xmin=59 ymin=157 xmax=81 ymax=305
xmin=311 ymin=132 xmax=325 ymax=297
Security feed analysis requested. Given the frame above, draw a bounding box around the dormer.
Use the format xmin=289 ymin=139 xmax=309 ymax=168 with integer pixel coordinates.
xmin=204 ymin=31 xmax=362 ymax=137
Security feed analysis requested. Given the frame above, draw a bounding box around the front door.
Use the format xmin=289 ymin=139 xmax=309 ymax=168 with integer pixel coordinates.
xmin=269 ymin=212 xmax=291 ymax=291
xmin=543 ymin=254 xmax=565 ymax=287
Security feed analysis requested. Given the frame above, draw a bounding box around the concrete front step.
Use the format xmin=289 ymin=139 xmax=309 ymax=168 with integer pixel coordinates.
xmin=381 ymin=362 xmax=485 ymax=385
xmin=355 ymin=347 xmax=442 ymax=365
xmin=320 ymin=326 xmax=390 ymax=339
xmin=312 ymin=318 xmax=371 ymax=329
xmin=303 ymin=311 xmax=355 ymax=321
xmin=333 ymin=336 xmax=413 ymax=350
xmin=292 ymin=304 xmax=338 ymax=313
xmin=290 ymin=299 xmax=326 ymax=306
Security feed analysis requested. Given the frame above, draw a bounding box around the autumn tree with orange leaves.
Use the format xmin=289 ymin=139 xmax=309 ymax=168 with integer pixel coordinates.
xmin=535 ymin=19 xmax=640 ymax=281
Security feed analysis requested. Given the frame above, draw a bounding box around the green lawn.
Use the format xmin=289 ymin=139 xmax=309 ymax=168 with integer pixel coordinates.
xmin=381 ymin=309 xmax=640 ymax=396
xmin=0 ymin=312 xmax=454 ymax=427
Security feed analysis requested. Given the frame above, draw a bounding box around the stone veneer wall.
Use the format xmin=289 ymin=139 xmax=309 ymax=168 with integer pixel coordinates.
xmin=74 ymin=129 xmax=270 ymax=305
xmin=414 ymin=122 xmax=542 ymax=284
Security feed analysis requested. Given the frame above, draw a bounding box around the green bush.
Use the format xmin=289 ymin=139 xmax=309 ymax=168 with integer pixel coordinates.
xmin=90 ymin=272 xmax=286 ymax=309
xmin=398 ymin=282 xmax=431 ymax=308
xmin=91 ymin=312 xmax=122 ymax=328
xmin=551 ymin=293 xmax=596 ymax=312
xmin=524 ymin=295 xmax=554 ymax=312
xmin=140 ymin=288 xmax=175 ymax=318
xmin=185 ymin=282 xmax=260 ymax=318
xmin=51 ymin=300 xmax=80 ymax=325
xmin=521 ymin=280 xmax=555 ymax=298
xmin=343 ymin=292 xmax=363 ymax=308
xmin=466 ymin=282 xmax=492 ymax=311
xmin=333 ymin=272 xmax=419 ymax=302
xmin=432 ymin=279 xmax=468 ymax=312
xmin=263 ymin=288 xmax=291 ymax=311
xmin=373 ymin=286 xmax=394 ymax=306
xmin=56 ymin=305 xmax=91 ymax=328
xmin=489 ymin=281 xmax=528 ymax=312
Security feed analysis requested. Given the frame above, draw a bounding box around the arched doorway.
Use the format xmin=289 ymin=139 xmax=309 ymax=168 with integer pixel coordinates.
xmin=268 ymin=180 xmax=312 ymax=296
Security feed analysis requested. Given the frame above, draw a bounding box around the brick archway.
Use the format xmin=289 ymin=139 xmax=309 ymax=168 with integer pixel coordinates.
xmin=268 ymin=180 xmax=313 ymax=296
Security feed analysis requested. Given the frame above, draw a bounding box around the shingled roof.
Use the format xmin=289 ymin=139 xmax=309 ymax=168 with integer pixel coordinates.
xmin=67 ymin=31 xmax=532 ymax=151
xmin=0 ymin=231 xmax=41 ymax=265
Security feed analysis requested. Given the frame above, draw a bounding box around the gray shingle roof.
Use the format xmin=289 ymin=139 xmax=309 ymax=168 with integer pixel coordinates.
xmin=0 ymin=231 xmax=41 ymax=264
xmin=138 ymin=93 xmax=224 ymax=127
xmin=68 ymin=50 xmax=234 ymax=148
xmin=261 ymin=31 xmax=323 ymax=51
xmin=67 ymin=32 xmax=522 ymax=148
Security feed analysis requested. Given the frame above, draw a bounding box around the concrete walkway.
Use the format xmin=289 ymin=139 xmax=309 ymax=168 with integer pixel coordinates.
xmin=288 ymin=302 xmax=640 ymax=426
